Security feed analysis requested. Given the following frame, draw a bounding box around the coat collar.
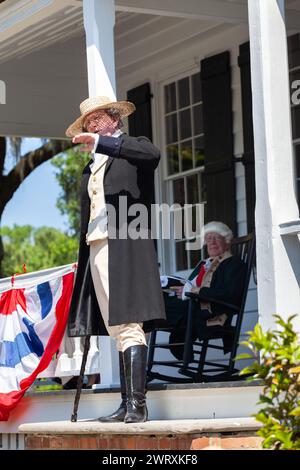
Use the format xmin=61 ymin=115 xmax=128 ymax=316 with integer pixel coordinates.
xmin=104 ymin=156 xmax=114 ymax=176
xmin=86 ymin=156 xmax=114 ymax=176
xmin=90 ymin=155 xmax=108 ymax=174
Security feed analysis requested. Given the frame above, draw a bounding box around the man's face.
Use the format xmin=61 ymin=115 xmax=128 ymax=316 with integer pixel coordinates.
xmin=84 ymin=109 xmax=119 ymax=136
xmin=205 ymin=232 xmax=229 ymax=257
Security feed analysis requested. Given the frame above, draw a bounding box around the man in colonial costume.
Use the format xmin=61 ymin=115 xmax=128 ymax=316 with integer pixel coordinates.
xmin=66 ymin=96 xmax=165 ymax=423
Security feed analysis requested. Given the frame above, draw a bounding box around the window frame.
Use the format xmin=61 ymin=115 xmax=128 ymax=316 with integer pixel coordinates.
xmin=159 ymin=67 xmax=206 ymax=277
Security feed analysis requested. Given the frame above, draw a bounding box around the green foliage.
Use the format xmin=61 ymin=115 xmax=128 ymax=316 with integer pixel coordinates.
xmin=51 ymin=147 xmax=90 ymax=237
xmin=237 ymin=315 xmax=300 ymax=450
xmin=0 ymin=224 xmax=78 ymax=277
xmin=34 ymin=378 xmax=63 ymax=392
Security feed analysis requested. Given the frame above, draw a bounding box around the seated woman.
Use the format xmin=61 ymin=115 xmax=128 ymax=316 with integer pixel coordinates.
xmin=166 ymin=221 xmax=247 ymax=359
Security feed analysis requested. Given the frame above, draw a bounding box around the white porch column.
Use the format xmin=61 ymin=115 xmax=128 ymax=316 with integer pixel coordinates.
xmin=248 ymin=0 xmax=300 ymax=332
xmin=83 ymin=0 xmax=116 ymax=98
xmin=82 ymin=0 xmax=119 ymax=386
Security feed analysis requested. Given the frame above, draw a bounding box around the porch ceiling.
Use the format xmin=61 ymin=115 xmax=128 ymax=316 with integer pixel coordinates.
xmin=0 ymin=2 xmax=208 ymax=64
xmin=0 ymin=0 xmax=300 ymax=65
xmin=0 ymin=0 xmax=85 ymax=64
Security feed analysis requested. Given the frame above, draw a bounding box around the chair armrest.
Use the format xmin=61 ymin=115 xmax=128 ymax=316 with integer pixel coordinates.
xmin=184 ymin=292 xmax=199 ymax=300
xmin=185 ymin=292 xmax=240 ymax=313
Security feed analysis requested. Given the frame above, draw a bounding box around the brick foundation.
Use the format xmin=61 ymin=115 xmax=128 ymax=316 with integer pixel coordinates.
xmin=24 ymin=432 xmax=263 ymax=450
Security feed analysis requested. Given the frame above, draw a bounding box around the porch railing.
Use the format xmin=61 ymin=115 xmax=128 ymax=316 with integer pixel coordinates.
xmin=37 ymin=334 xmax=101 ymax=379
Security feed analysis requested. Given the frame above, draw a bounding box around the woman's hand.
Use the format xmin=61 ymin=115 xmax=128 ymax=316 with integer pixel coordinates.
xmin=170 ymin=286 xmax=184 ymax=299
xmin=190 ymin=286 xmax=200 ymax=294
xmin=72 ymin=133 xmax=99 ymax=152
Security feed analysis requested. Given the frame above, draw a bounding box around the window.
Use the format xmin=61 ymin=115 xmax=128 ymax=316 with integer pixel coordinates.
xmin=162 ymin=72 xmax=205 ymax=273
xmin=164 ymin=73 xmax=204 ymax=176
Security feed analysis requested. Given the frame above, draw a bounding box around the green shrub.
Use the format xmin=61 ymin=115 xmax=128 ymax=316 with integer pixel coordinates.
xmin=237 ymin=314 xmax=300 ymax=450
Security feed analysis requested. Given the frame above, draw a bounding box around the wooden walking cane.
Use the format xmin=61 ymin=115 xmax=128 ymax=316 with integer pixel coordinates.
xmin=71 ymin=335 xmax=91 ymax=422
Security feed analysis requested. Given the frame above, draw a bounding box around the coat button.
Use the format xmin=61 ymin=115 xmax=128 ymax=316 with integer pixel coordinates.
xmin=92 ymin=203 xmax=95 ymax=208
xmin=93 ymin=190 xmax=97 ymax=195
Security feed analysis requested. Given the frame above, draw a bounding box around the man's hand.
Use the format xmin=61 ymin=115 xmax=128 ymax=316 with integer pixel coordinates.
xmin=72 ymin=133 xmax=99 ymax=152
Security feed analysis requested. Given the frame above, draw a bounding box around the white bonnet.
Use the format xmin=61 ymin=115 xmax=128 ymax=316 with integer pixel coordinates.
xmin=201 ymin=221 xmax=233 ymax=245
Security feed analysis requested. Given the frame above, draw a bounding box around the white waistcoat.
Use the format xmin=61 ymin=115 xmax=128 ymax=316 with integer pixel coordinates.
xmin=85 ymin=130 xmax=123 ymax=245
xmin=85 ymin=154 xmax=109 ymax=245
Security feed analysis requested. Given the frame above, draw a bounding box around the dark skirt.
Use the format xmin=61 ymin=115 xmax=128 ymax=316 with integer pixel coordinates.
xmin=165 ymin=294 xmax=211 ymax=361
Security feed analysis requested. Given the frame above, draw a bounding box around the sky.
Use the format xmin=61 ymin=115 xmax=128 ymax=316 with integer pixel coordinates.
xmin=2 ymin=138 xmax=69 ymax=232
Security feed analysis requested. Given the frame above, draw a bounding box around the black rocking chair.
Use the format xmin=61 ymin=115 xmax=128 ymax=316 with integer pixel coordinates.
xmin=146 ymin=233 xmax=255 ymax=384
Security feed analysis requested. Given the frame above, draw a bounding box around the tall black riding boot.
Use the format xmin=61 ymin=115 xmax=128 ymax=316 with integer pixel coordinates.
xmin=124 ymin=344 xmax=148 ymax=424
xmin=98 ymin=352 xmax=127 ymax=422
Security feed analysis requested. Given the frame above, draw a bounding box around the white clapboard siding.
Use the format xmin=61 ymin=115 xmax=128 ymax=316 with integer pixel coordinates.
xmin=0 ymin=35 xmax=89 ymax=138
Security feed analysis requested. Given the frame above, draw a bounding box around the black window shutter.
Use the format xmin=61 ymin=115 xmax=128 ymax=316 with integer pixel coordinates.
xmin=288 ymin=32 xmax=300 ymax=69
xmin=288 ymin=34 xmax=300 ymax=141
xmin=126 ymin=83 xmax=158 ymax=253
xmin=127 ymin=83 xmax=153 ymax=139
xmin=201 ymin=51 xmax=237 ymax=235
xmin=238 ymin=41 xmax=255 ymax=233
xmin=288 ymin=34 xmax=300 ymax=208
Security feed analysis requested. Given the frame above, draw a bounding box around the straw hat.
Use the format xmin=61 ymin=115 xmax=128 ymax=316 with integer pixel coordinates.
xmin=65 ymin=96 xmax=136 ymax=137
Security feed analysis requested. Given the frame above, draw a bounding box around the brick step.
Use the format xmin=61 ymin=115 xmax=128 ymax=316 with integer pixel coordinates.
xmin=19 ymin=418 xmax=263 ymax=450
xmin=24 ymin=432 xmax=263 ymax=450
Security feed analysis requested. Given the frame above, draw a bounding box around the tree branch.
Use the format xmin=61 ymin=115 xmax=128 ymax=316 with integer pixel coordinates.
xmin=0 ymin=139 xmax=73 ymax=215
xmin=0 ymin=136 xmax=6 ymax=176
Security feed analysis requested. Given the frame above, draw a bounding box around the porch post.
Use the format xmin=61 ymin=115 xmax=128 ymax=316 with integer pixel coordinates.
xmin=247 ymin=0 xmax=300 ymax=332
xmin=82 ymin=0 xmax=119 ymax=386
xmin=83 ymin=0 xmax=116 ymax=98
